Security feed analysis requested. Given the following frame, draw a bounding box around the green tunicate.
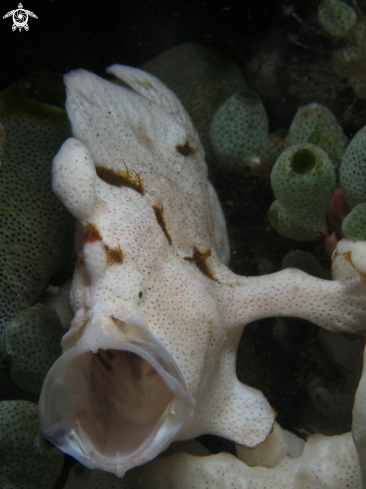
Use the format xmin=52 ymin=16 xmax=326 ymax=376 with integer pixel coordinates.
xmin=291 ymin=148 xmax=316 ymax=174
xmin=270 ymin=143 xmax=336 ymax=229
xmin=0 ymin=73 xmax=74 ymax=334
xmin=0 ymin=365 xmax=37 ymax=403
xmin=354 ymin=20 xmax=366 ymax=50
xmin=342 ymin=203 xmax=366 ymax=240
xmin=2 ymin=303 xmax=64 ymax=397
xmin=0 ymin=324 xmax=37 ymax=403
xmin=282 ymin=250 xmax=330 ymax=279
xmin=289 ymin=103 xmax=347 ymax=163
xmin=308 ymin=130 xmax=321 ymax=145
xmin=268 ymin=201 xmax=319 ymax=241
xmin=209 ymin=90 xmax=269 ymax=171
xmin=340 ymin=126 xmax=366 ymax=208
xmin=0 ymin=400 xmax=64 ymax=489
xmin=331 ymin=46 xmax=364 ymax=77
xmin=318 ymin=0 xmax=357 ymax=38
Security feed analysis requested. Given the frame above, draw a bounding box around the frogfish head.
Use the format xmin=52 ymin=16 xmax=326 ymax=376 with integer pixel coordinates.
xmin=38 ymin=313 xmax=195 ymax=477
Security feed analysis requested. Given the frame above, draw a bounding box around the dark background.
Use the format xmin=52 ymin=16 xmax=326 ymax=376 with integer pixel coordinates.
xmin=0 ymin=0 xmax=305 ymax=90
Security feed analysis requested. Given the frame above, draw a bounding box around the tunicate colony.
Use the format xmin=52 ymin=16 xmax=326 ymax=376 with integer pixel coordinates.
xmin=210 ymin=89 xmax=366 ymax=245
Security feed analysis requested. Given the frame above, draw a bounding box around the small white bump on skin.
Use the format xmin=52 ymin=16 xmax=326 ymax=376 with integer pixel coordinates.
xmin=83 ymin=240 xmax=107 ymax=283
xmin=52 ymin=138 xmax=96 ymax=223
xmin=335 ymin=238 xmax=366 ymax=274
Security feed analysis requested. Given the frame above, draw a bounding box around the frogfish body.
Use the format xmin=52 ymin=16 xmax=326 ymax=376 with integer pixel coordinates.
xmin=39 ymin=65 xmax=366 ymax=477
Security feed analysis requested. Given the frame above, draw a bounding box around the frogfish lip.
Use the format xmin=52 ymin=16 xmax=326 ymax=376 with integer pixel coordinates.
xmin=38 ymin=314 xmax=194 ymax=477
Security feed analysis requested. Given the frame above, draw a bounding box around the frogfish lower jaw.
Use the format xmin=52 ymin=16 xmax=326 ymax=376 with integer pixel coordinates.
xmin=38 ymin=315 xmax=194 ymax=477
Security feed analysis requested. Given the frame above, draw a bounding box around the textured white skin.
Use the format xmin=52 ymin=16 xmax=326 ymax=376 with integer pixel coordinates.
xmin=63 ymin=430 xmax=360 ymax=489
xmin=353 ymin=333 xmax=366 ymax=487
xmin=52 ymin=138 xmax=97 ymax=223
xmin=121 ymin=431 xmax=360 ymax=489
xmin=63 ymin=441 xmax=210 ymax=489
xmin=236 ymin=422 xmax=305 ymax=468
xmin=39 ymin=65 xmax=366 ymax=477
xmin=154 ymin=433 xmax=360 ymax=489
xmin=336 ymin=238 xmax=366 ymax=274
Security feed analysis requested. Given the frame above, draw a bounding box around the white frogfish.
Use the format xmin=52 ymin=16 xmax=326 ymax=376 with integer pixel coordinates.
xmin=38 ymin=64 xmax=366 ymax=477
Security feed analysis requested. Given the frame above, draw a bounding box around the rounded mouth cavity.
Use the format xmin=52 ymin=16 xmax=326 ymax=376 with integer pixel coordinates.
xmin=81 ymin=348 xmax=175 ymax=456
xmin=38 ymin=321 xmax=194 ymax=474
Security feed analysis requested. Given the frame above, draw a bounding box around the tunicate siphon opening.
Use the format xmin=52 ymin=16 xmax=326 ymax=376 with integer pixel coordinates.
xmin=290 ymin=148 xmax=316 ymax=174
xmin=307 ymin=130 xmax=321 ymax=145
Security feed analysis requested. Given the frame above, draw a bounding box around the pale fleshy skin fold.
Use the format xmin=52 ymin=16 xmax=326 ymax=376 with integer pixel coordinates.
xmin=38 ymin=65 xmax=366 ymax=478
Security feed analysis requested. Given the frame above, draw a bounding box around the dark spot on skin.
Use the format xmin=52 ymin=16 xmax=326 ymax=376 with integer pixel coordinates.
xmin=83 ymin=222 xmax=102 ymax=242
xmin=75 ymin=255 xmax=84 ymax=270
xmin=153 ymin=202 xmax=172 ymax=245
xmin=104 ymin=243 xmax=124 ymax=264
xmin=96 ymin=166 xmax=144 ymax=194
xmin=184 ymin=247 xmax=217 ymax=281
xmin=176 ymin=141 xmax=196 ymax=157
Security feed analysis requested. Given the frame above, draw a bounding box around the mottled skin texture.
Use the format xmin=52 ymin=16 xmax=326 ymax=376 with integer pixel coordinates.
xmin=39 ymin=65 xmax=366 ymax=477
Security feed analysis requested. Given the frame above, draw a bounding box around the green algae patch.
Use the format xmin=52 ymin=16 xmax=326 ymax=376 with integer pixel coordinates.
xmin=0 ymin=400 xmax=64 ymax=489
xmin=342 ymin=203 xmax=366 ymax=240
xmin=2 ymin=304 xmax=64 ymax=397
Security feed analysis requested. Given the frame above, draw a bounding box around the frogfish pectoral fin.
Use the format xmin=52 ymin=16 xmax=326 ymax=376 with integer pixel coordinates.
xmin=179 ymin=334 xmax=275 ymax=448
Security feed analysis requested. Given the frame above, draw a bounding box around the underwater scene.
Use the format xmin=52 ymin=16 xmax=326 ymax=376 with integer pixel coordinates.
xmin=3 ymin=0 xmax=366 ymax=487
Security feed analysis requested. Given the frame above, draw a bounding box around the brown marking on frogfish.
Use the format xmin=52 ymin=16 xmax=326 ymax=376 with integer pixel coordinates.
xmin=153 ymin=202 xmax=172 ymax=245
xmin=104 ymin=243 xmax=124 ymax=264
xmin=83 ymin=222 xmax=102 ymax=242
xmin=176 ymin=141 xmax=196 ymax=157
xmin=184 ymin=247 xmax=217 ymax=281
xmin=96 ymin=166 xmax=144 ymax=194
xmin=75 ymin=255 xmax=84 ymax=270
xmin=238 ymin=422 xmax=275 ymax=450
